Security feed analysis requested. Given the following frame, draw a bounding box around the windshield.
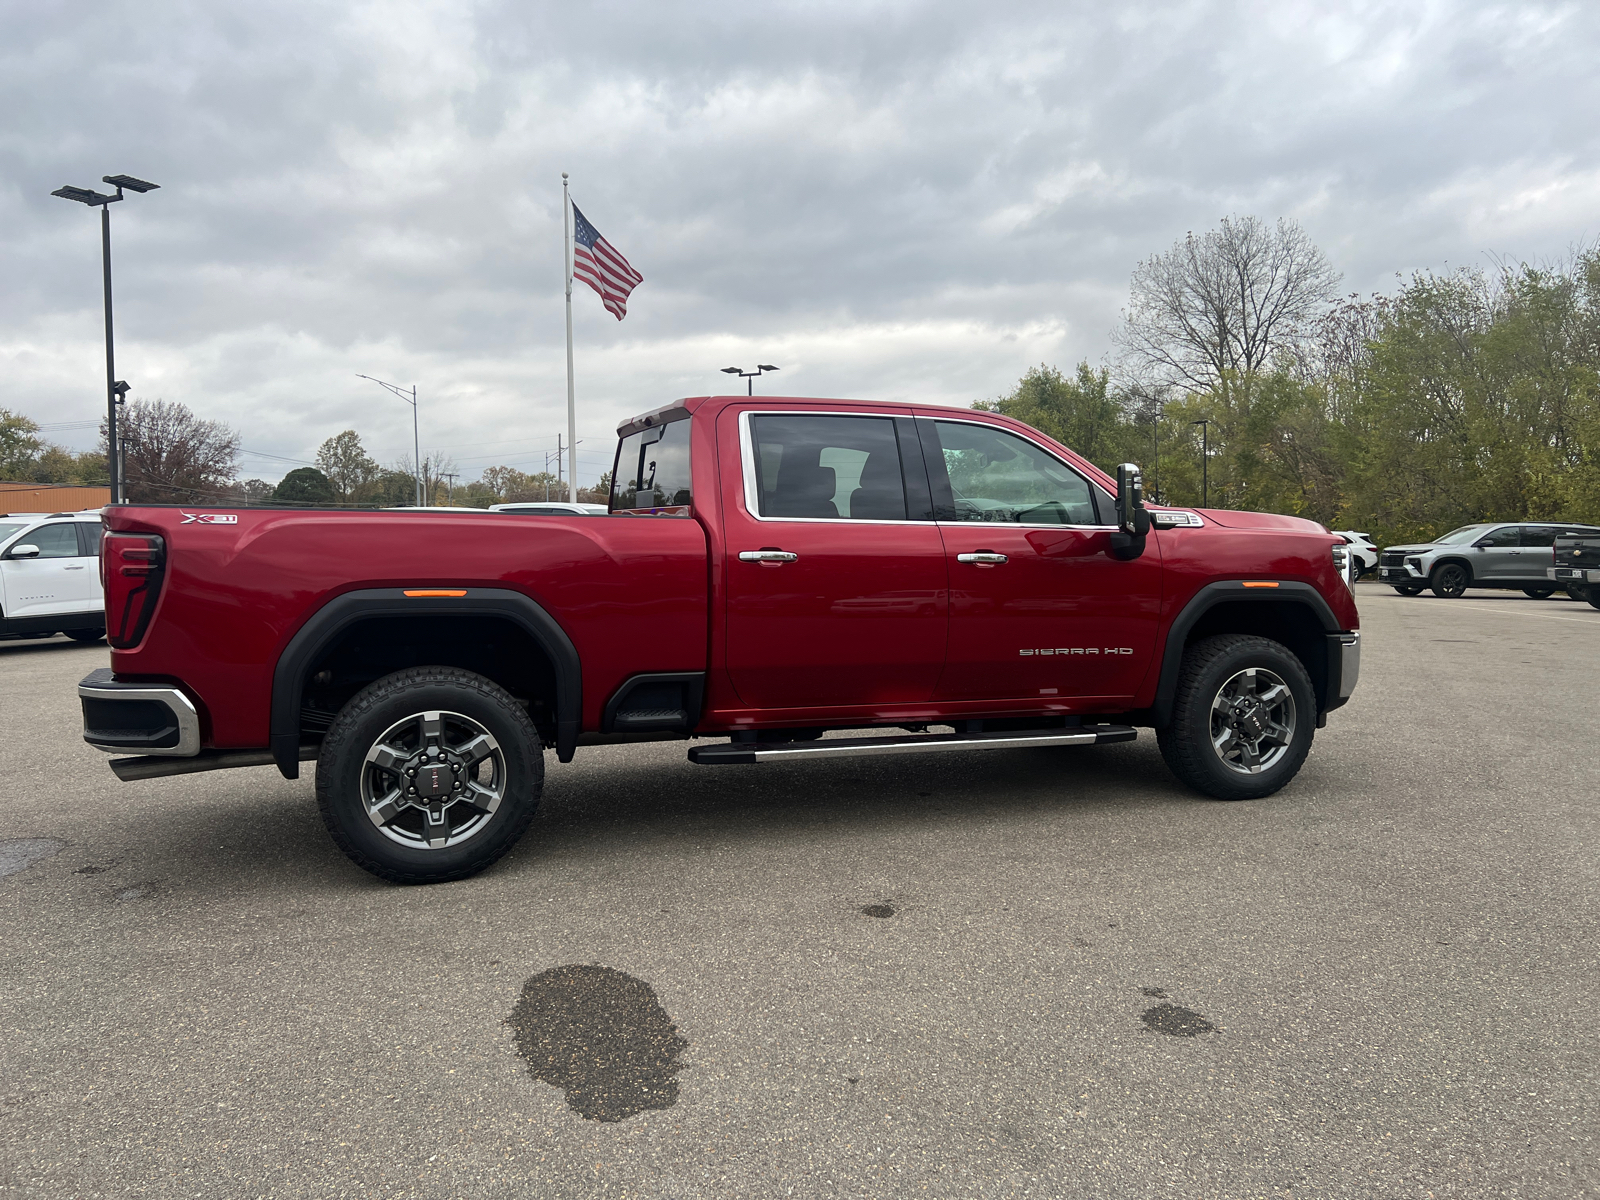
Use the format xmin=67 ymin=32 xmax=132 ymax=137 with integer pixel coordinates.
xmin=1433 ymin=524 xmax=1494 ymax=545
xmin=0 ymin=522 xmax=30 ymax=546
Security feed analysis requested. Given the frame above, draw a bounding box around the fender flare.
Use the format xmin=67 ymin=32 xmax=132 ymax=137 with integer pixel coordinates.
xmin=1151 ymin=581 xmax=1344 ymax=727
xmin=269 ymin=587 xmax=581 ymax=778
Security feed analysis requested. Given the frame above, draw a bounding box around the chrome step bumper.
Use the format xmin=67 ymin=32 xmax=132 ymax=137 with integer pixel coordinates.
xmin=689 ymin=724 xmax=1136 ymax=766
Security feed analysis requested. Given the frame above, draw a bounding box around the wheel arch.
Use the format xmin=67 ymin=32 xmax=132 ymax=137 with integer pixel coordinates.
xmin=1429 ymin=555 xmax=1474 ymax=582
xmin=270 ymin=588 xmax=580 ymax=779
xmin=1151 ymin=582 xmax=1344 ymax=728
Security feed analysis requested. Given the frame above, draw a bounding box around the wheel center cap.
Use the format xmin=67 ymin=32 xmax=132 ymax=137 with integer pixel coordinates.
xmin=414 ymin=760 xmax=458 ymax=801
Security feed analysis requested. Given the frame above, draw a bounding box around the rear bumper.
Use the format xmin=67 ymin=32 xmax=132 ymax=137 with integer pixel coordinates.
xmin=79 ymin=667 xmax=202 ymax=757
xmin=1550 ymin=567 xmax=1597 ymax=584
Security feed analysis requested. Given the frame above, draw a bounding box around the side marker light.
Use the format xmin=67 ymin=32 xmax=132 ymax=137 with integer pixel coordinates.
xmin=1241 ymin=581 xmax=1280 ymax=588
xmin=403 ymin=589 xmax=468 ymax=597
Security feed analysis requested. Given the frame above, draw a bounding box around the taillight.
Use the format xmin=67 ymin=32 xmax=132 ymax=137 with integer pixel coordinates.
xmin=103 ymin=533 xmax=166 ymax=649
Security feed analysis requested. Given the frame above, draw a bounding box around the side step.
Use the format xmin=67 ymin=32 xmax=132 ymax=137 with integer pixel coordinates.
xmin=688 ymin=724 xmax=1136 ymax=765
xmin=108 ymin=743 xmax=320 ymax=782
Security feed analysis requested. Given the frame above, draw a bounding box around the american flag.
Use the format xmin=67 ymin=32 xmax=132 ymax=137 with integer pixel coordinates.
xmin=571 ymin=202 xmax=643 ymax=320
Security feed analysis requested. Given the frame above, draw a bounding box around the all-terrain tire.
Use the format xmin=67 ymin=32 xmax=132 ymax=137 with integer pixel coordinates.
xmin=1590 ymin=591 xmax=1600 ymax=611
xmin=1156 ymin=634 xmax=1317 ymax=802
xmin=316 ymin=666 xmax=544 ymax=884
xmin=1430 ymin=562 xmax=1469 ymax=598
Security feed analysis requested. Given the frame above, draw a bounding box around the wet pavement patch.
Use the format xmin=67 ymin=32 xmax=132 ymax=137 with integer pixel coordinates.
xmin=508 ymin=965 xmax=686 ymax=1122
xmin=1141 ymin=1002 xmax=1216 ymax=1037
xmin=1141 ymin=986 xmax=1168 ymax=998
xmin=0 ymin=839 xmax=63 ymax=880
xmin=860 ymin=903 xmax=895 ymax=918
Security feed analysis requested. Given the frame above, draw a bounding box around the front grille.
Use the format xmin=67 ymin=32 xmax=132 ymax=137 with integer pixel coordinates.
xmin=1380 ymin=551 xmax=1408 ymax=567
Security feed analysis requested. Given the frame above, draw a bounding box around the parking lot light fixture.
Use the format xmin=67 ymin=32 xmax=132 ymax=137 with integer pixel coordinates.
xmin=719 ymin=364 xmax=780 ymax=396
xmin=357 ymin=375 xmax=423 ymax=506
xmin=51 ymin=174 xmax=160 ymax=504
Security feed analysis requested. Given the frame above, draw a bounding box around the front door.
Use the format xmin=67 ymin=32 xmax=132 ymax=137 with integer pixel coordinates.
xmin=1471 ymin=525 xmax=1521 ymax=580
xmin=922 ymin=418 xmax=1164 ymax=704
xmin=1 ymin=521 xmax=92 ymax=618
xmin=721 ymin=408 xmax=948 ymax=710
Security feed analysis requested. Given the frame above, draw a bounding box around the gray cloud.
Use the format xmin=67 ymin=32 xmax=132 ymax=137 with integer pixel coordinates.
xmin=3 ymin=0 xmax=1596 ymax=481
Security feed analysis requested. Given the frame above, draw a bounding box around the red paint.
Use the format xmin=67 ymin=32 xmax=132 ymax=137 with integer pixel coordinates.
xmin=102 ymin=396 xmax=1358 ymax=750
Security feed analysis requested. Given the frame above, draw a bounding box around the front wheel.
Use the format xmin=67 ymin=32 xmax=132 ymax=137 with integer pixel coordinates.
xmin=1522 ymin=587 xmax=1556 ymax=600
xmin=1393 ymin=584 xmax=1424 ymax=596
xmin=316 ymin=666 xmax=544 ymax=884
xmin=1430 ymin=562 xmax=1469 ymax=598
xmin=1157 ymin=634 xmax=1316 ymax=801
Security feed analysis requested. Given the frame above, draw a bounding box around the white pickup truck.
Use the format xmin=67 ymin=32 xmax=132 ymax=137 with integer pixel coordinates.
xmin=0 ymin=510 xmax=107 ymax=641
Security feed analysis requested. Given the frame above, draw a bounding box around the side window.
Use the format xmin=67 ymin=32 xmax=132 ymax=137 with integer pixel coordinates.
xmin=77 ymin=522 xmax=103 ymax=557
xmin=931 ymin=421 xmax=1097 ymax=525
xmin=20 ymin=523 xmax=82 ymax=559
xmin=1475 ymin=526 xmax=1520 ymax=548
xmin=749 ymin=415 xmax=907 ymax=520
xmin=612 ymin=418 xmax=692 ymax=514
xmin=1520 ymin=526 xmax=1557 ymax=548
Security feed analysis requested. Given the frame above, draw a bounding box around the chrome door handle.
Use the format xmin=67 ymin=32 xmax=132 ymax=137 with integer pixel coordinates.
xmin=738 ymin=550 xmax=798 ymax=563
xmin=957 ymin=552 xmax=1008 ymax=565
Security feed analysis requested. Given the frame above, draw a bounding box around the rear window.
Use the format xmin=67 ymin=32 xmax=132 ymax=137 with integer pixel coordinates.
xmin=612 ymin=418 xmax=693 ymax=514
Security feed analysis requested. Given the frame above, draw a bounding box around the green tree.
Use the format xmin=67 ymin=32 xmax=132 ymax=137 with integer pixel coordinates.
xmin=976 ymin=362 xmax=1141 ymax=475
xmin=272 ymin=467 xmax=337 ymax=505
xmin=315 ymin=430 xmax=381 ymax=503
xmin=0 ymin=409 xmax=44 ymax=480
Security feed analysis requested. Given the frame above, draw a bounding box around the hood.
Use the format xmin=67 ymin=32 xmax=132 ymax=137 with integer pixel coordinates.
xmin=1384 ymin=544 xmax=1436 ymax=554
xmin=1195 ymin=509 xmax=1329 ymax=534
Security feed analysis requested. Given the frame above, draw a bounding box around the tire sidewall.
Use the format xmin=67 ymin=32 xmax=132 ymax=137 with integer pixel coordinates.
xmin=1431 ymin=563 xmax=1468 ymax=598
xmin=317 ymin=672 xmax=543 ymax=882
xmin=1169 ymin=637 xmax=1316 ymax=800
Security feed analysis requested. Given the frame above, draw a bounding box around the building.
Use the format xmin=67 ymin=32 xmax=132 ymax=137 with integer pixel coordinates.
xmin=0 ymin=482 xmax=111 ymax=514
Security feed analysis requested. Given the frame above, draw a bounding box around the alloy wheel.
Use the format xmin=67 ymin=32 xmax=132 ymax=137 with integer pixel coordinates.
xmin=1209 ymin=667 xmax=1297 ymax=775
xmin=360 ymin=709 xmax=506 ymax=849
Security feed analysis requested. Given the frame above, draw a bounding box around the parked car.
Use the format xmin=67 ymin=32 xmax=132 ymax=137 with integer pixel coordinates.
xmin=1378 ymin=521 xmax=1600 ymax=598
xmin=80 ymin=395 xmax=1360 ymax=883
xmin=1331 ymin=531 xmax=1378 ymax=578
xmin=0 ymin=510 xmax=106 ymax=641
xmin=1550 ymin=530 xmax=1600 ymax=609
xmin=488 ymin=502 xmax=609 ymax=516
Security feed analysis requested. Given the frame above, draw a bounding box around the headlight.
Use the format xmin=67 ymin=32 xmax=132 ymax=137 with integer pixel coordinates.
xmin=1332 ymin=544 xmax=1352 ymax=587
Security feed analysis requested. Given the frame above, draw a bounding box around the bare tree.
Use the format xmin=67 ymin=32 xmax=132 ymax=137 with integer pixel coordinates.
xmin=110 ymin=399 xmax=240 ymax=504
xmin=1116 ymin=216 xmax=1340 ymax=397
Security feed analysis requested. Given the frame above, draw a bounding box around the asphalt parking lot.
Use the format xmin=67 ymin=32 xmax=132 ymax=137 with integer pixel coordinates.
xmin=2 ymin=584 xmax=1597 ymax=1199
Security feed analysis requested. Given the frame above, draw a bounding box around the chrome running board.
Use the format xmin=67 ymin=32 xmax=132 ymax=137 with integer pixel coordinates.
xmin=688 ymin=724 xmax=1136 ymax=766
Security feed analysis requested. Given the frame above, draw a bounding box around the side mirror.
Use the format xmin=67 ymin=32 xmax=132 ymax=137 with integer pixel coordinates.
xmin=1110 ymin=464 xmax=1149 ymax=560
xmin=8 ymin=544 xmax=40 ymax=560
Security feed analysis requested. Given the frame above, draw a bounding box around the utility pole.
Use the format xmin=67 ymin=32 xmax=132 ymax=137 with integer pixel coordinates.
xmin=441 ymin=472 xmax=458 ymax=504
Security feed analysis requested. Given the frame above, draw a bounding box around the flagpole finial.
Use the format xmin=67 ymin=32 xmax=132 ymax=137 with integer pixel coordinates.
xmin=562 ymin=172 xmax=568 ymax=180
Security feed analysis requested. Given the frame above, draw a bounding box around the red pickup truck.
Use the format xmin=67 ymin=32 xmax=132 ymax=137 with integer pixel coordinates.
xmin=80 ymin=395 xmax=1360 ymax=883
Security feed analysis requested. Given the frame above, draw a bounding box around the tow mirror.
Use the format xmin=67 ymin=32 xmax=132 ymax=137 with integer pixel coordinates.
xmin=8 ymin=544 xmax=40 ymax=559
xmin=1110 ymin=464 xmax=1149 ymax=560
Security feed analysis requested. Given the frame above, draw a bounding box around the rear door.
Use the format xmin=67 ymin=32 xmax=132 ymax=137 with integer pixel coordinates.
xmin=720 ymin=408 xmax=948 ymax=709
xmin=922 ymin=417 xmax=1164 ymax=703
xmin=1519 ymin=525 xmax=1559 ymax=580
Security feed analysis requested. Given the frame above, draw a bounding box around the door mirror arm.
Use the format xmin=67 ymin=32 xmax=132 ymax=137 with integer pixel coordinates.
xmin=1110 ymin=464 xmax=1149 ymax=561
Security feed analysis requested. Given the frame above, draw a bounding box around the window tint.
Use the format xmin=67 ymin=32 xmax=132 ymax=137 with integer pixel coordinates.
xmin=933 ymin=422 xmax=1097 ymax=525
xmin=1474 ymin=526 xmax=1520 ymax=548
xmin=0 ymin=522 xmax=28 ymax=545
xmin=18 ymin=522 xmax=82 ymax=559
xmin=76 ymin=522 xmax=103 ymax=557
xmin=1520 ymin=526 xmax=1558 ymax=547
xmin=750 ymin=415 xmax=907 ymax=520
xmin=612 ymin=418 xmax=692 ymax=513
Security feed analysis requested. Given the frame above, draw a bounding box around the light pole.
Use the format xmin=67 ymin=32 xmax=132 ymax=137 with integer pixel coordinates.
xmin=720 ymin=364 xmax=780 ymax=396
xmin=51 ymin=174 xmax=160 ymax=505
xmin=356 ymin=375 xmax=422 ymax=506
xmin=1191 ymin=418 xmax=1210 ymax=508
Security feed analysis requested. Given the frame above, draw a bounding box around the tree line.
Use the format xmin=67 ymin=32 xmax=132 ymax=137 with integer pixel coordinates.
xmin=980 ymin=218 xmax=1600 ymax=543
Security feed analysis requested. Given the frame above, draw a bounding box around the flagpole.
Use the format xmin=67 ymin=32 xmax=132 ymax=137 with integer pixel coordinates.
xmin=562 ymin=173 xmax=578 ymax=504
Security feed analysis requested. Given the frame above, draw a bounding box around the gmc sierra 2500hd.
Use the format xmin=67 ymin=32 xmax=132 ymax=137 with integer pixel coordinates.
xmin=80 ymin=395 xmax=1360 ymax=883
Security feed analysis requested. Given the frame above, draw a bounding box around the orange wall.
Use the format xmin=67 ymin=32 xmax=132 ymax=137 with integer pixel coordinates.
xmin=0 ymin=483 xmax=111 ymax=514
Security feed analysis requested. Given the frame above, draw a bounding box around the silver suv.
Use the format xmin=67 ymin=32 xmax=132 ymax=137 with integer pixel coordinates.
xmin=1378 ymin=521 xmax=1600 ymax=599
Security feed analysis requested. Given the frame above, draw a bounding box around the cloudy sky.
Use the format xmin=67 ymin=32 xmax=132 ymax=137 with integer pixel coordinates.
xmin=3 ymin=0 xmax=1596 ymax=486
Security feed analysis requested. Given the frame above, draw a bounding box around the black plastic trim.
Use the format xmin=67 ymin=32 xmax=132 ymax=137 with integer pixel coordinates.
xmin=269 ymin=587 xmax=581 ymax=779
xmin=1 ymin=610 xmax=104 ymax=637
xmin=1151 ymin=581 xmax=1343 ymax=728
xmin=600 ymin=671 xmax=706 ymax=734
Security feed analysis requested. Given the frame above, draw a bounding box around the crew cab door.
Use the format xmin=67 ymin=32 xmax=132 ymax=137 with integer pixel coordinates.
xmin=0 ymin=521 xmax=95 ymax=618
xmin=720 ymin=408 xmax=948 ymax=709
xmin=920 ymin=417 xmax=1163 ymax=704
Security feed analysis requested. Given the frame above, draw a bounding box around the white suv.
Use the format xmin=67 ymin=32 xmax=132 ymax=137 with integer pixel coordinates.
xmin=1331 ymin=531 xmax=1378 ymax=578
xmin=0 ymin=511 xmax=106 ymax=641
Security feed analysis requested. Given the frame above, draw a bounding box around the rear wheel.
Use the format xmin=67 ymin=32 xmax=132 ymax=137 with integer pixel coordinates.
xmin=1392 ymin=584 xmax=1424 ymax=596
xmin=1430 ymin=562 xmax=1469 ymax=598
xmin=1157 ymin=634 xmax=1316 ymax=801
xmin=1590 ymin=591 xmax=1600 ymax=612
xmin=64 ymin=627 xmax=105 ymax=643
xmin=316 ymin=666 xmax=544 ymax=884
xmin=1522 ymin=587 xmax=1556 ymax=600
